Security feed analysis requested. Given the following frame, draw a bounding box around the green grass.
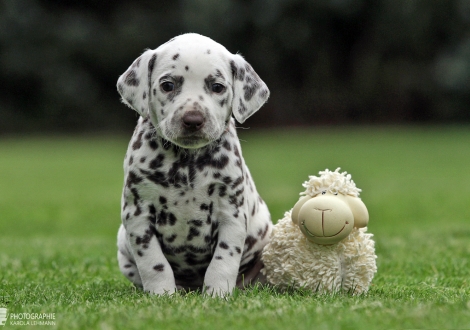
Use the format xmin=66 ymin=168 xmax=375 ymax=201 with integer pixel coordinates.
xmin=1 ymin=126 xmax=470 ymax=329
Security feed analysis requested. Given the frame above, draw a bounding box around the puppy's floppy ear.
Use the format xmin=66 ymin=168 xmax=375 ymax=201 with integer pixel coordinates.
xmin=117 ymin=49 xmax=158 ymax=117
xmin=230 ymin=54 xmax=270 ymax=124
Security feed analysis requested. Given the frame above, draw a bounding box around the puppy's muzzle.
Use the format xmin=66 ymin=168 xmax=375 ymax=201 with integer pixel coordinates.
xmin=182 ymin=111 xmax=205 ymax=132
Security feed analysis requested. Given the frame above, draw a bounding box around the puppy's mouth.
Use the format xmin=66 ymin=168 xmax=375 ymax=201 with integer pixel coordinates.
xmin=173 ymin=134 xmax=211 ymax=149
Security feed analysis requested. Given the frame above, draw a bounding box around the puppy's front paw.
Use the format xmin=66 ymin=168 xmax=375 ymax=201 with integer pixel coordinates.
xmin=203 ymin=281 xmax=234 ymax=297
xmin=144 ymin=283 xmax=178 ymax=295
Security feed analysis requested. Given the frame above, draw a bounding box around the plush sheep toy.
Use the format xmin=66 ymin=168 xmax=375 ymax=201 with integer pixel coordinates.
xmin=261 ymin=168 xmax=377 ymax=294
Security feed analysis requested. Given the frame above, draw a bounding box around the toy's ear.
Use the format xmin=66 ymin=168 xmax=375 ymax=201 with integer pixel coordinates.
xmin=345 ymin=196 xmax=369 ymax=228
xmin=117 ymin=49 xmax=158 ymax=117
xmin=291 ymin=195 xmax=312 ymax=225
xmin=230 ymin=54 xmax=270 ymax=124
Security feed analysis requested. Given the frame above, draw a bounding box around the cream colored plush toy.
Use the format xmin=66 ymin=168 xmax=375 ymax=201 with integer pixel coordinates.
xmin=261 ymin=168 xmax=377 ymax=294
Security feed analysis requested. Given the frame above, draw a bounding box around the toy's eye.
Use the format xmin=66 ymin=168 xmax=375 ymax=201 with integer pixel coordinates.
xmin=161 ymin=81 xmax=175 ymax=92
xmin=211 ymin=83 xmax=225 ymax=93
xmin=321 ymin=191 xmax=326 ymax=195
xmin=334 ymin=192 xmax=338 ymax=196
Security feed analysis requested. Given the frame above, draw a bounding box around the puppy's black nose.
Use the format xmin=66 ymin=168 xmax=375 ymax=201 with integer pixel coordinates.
xmin=182 ymin=111 xmax=205 ymax=131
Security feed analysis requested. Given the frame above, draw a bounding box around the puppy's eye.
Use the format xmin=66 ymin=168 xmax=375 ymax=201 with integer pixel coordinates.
xmin=161 ymin=82 xmax=175 ymax=92
xmin=211 ymin=83 xmax=225 ymax=94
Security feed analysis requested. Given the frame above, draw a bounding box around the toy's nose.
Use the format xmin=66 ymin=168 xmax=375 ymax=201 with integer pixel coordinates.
xmin=314 ymin=208 xmax=332 ymax=212
xmin=299 ymin=196 xmax=353 ymax=238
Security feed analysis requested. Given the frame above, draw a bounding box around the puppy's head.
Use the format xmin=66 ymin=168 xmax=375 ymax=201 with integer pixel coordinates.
xmin=117 ymin=33 xmax=270 ymax=149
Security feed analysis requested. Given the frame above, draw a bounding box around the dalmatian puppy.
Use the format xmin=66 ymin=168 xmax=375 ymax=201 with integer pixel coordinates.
xmin=116 ymin=33 xmax=272 ymax=296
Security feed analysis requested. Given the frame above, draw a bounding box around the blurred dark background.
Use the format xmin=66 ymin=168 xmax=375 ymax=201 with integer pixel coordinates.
xmin=1 ymin=0 xmax=470 ymax=134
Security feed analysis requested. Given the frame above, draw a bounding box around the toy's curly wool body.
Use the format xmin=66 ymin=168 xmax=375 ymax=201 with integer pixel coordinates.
xmin=261 ymin=213 xmax=376 ymax=294
xmin=261 ymin=168 xmax=377 ymax=294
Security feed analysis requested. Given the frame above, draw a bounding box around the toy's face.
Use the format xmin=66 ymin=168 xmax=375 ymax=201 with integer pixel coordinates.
xmin=291 ymin=192 xmax=369 ymax=245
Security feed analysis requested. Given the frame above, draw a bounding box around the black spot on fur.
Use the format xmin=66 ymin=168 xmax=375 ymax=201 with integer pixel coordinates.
xmin=215 ymin=256 xmax=222 ymax=260
xmin=231 ymin=176 xmax=243 ymax=189
xmin=168 ymin=213 xmax=177 ymax=225
xmin=132 ymin=131 xmax=144 ymax=150
xmin=219 ymin=242 xmax=229 ymax=249
xmin=130 ymin=186 xmax=140 ymax=203
xmin=185 ymin=66 xmax=189 ymax=71
xmin=258 ymin=223 xmax=270 ymax=239
xmin=133 ymin=57 xmax=141 ymax=68
xmin=153 ymin=264 xmax=165 ymax=272
xmin=148 ymin=204 xmax=157 ymax=223
xmin=204 ymin=74 xmax=216 ymax=94
xmin=135 ymin=227 xmax=153 ymax=247
xmin=187 ymin=227 xmax=200 ymax=241
xmin=208 ymin=202 xmax=213 ymax=215
xmin=149 ymin=154 xmax=165 ymax=169
xmin=219 ymin=185 xmax=227 ymax=197
xmin=166 ymin=234 xmax=177 ymax=243
xmin=238 ymin=98 xmax=247 ymax=115
xmin=124 ymin=70 xmax=139 ymax=86
xmin=173 ymin=53 xmax=180 ymax=60
xmin=245 ymin=235 xmax=257 ymax=251
xmin=204 ymin=235 xmax=211 ymax=243
xmin=157 ymin=210 xmax=168 ymax=225
xmin=207 ymin=183 xmax=215 ymax=196
xmin=230 ymin=60 xmax=239 ymax=80
xmin=215 ymin=69 xmax=224 ymax=79
xmin=222 ymin=142 xmax=231 ymax=153
xmin=148 ymin=54 xmax=157 ymax=77
xmin=213 ymin=154 xmax=229 ymax=169
xmin=140 ymin=169 xmax=169 ymax=188
xmin=244 ymin=82 xmax=260 ymax=101
xmin=259 ymin=89 xmax=268 ymax=98
xmin=190 ymin=219 xmax=203 ymax=227
xmin=167 ymin=76 xmax=184 ymax=102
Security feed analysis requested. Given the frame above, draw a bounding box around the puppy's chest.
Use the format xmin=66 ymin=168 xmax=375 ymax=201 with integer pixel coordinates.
xmin=126 ymin=142 xmax=242 ymax=261
xmin=133 ymin=157 xmax=222 ymax=243
xmin=152 ymin=186 xmax=219 ymax=249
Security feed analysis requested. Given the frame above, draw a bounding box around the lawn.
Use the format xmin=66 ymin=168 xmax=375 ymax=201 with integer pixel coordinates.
xmin=0 ymin=126 xmax=469 ymax=329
